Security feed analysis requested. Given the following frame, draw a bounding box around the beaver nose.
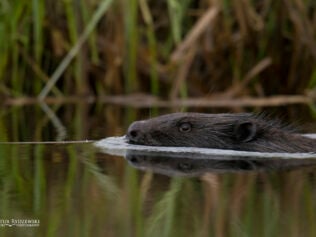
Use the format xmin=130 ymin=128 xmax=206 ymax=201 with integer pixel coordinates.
xmin=126 ymin=121 xmax=144 ymax=143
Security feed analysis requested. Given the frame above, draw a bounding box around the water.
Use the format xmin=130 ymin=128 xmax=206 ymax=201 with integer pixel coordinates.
xmin=95 ymin=136 xmax=316 ymax=176
xmin=96 ymin=135 xmax=316 ymax=159
xmin=1 ymin=105 xmax=316 ymax=237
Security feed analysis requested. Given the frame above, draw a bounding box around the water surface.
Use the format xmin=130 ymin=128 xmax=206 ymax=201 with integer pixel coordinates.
xmin=1 ymin=105 xmax=316 ymax=237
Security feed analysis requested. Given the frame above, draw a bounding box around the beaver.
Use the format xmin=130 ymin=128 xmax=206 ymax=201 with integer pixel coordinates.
xmin=126 ymin=113 xmax=316 ymax=153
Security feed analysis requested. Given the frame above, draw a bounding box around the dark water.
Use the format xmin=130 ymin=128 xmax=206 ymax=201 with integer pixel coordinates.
xmin=1 ymin=104 xmax=316 ymax=237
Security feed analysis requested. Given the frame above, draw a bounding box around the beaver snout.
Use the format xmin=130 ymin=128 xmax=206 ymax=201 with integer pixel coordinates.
xmin=126 ymin=121 xmax=145 ymax=144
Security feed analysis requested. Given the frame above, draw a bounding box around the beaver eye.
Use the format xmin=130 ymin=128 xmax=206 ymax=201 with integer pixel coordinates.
xmin=178 ymin=122 xmax=191 ymax=132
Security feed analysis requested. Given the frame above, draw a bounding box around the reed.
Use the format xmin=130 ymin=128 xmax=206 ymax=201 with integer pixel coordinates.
xmin=0 ymin=0 xmax=315 ymax=99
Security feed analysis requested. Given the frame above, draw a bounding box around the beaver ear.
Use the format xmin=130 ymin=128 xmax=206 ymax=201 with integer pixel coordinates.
xmin=234 ymin=122 xmax=257 ymax=142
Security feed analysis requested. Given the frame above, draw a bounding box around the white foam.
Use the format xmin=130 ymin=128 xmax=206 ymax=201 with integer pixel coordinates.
xmin=94 ymin=136 xmax=316 ymax=159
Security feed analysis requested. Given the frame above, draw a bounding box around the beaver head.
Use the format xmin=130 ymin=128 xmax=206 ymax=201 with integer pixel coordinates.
xmin=126 ymin=113 xmax=316 ymax=153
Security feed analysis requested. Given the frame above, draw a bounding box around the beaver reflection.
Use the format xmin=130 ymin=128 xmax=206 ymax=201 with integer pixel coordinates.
xmin=125 ymin=151 xmax=316 ymax=177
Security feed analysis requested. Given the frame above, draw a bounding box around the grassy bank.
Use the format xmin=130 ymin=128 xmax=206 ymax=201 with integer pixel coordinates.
xmin=0 ymin=0 xmax=315 ymax=99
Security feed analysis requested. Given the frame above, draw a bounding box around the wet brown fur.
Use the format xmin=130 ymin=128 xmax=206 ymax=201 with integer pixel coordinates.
xmin=126 ymin=113 xmax=316 ymax=153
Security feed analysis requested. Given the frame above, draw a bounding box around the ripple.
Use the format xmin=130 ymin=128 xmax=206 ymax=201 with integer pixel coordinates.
xmin=94 ymin=136 xmax=316 ymax=159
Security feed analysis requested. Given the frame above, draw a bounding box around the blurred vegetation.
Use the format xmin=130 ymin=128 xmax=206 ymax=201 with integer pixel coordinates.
xmin=0 ymin=0 xmax=315 ymax=100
